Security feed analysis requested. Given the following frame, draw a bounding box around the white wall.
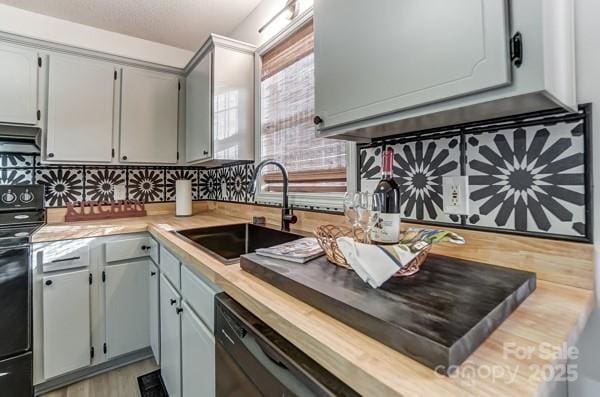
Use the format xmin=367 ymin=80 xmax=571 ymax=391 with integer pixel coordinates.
xmin=575 ymin=0 xmax=600 ymax=305
xmin=572 ymin=1 xmax=600 ymax=394
xmin=228 ymin=0 xmax=313 ymax=46
xmin=0 ymin=4 xmax=194 ymax=68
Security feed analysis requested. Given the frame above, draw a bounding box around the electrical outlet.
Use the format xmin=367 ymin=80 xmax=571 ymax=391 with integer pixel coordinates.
xmin=221 ymin=180 xmax=228 ymax=199
xmin=443 ymin=176 xmax=469 ymax=215
xmin=113 ymin=185 xmax=126 ymax=201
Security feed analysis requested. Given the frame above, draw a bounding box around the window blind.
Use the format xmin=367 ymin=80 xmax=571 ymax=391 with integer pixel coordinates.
xmin=260 ymin=21 xmax=346 ymax=194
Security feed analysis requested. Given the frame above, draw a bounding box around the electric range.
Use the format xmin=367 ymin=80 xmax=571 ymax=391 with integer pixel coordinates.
xmin=0 ymin=184 xmax=45 ymax=397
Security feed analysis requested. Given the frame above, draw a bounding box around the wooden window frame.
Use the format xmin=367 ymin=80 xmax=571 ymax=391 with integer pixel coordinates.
xmin=253 ymin=8 xmax=356 ymax=210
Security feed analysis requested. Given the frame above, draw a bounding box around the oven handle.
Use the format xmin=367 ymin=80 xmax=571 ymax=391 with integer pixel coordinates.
xmin=50 ymin=256 xmax=81 ymax=263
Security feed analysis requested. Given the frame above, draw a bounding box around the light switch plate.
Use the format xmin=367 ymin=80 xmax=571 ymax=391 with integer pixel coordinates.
xmin=443 ymin=176 xmax=469 ymax=215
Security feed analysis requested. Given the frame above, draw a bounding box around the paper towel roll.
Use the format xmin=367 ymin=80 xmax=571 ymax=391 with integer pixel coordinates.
xmin=176 ymin=179 xmax=192 ymax=217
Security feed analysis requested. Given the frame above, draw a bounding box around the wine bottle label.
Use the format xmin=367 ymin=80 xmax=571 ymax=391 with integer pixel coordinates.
xmin=371 ymin=213 xmax=401 ymax=243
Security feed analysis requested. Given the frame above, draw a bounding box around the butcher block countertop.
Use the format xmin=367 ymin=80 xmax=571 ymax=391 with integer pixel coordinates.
xmin=33 ymin=207 xmax=596 ymax=396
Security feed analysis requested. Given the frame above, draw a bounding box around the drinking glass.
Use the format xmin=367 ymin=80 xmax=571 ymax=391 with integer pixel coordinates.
xmin=343 ymin=192 xmax=360 ymax=238
xmin=355 ymin=192 xmax=381 ymax=243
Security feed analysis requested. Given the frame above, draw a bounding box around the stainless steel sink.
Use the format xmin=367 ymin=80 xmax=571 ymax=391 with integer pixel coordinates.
xmin=173 ymin=223 xmax=303 ymax=264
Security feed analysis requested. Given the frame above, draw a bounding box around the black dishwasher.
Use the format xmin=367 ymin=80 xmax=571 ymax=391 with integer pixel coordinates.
xmin=215 ymin=293 xmax=359 ymax=397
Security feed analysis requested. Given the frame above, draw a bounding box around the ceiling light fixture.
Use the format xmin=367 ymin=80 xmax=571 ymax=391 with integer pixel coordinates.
xmin=258 ymin=0 xmax=300 ymax=33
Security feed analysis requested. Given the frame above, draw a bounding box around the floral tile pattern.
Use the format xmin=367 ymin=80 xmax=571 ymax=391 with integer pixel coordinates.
xmin=199 ymin=169 xmax=220 ymax=200
xmin=225 ymin=164 xmax=248 ymax=202
xmin=466 ymin=121 xmax=586 ymax=236
xmin=0 ymin=153 xmax=34 ymax=168
xmin=127 ymin=168 xmax=165 ymax=203
xmin=84 ymin=167 xmax=126 ymax=202
xmin=166 ymin=169 xmax=199 ymax=201
xmin=393 ymin=136 xmax=461 ymax=223
xmin=0 ymin=168 xmax=34 ymax=185
xmin=36 ymin=167 xmax=84 ymax=207
xmin=360 ymin=137 xmax=461 ymax=224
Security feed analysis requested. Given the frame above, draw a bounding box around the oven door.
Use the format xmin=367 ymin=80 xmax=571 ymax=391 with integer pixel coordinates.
xmin=0 ymin=245 xmax=30 ymax=359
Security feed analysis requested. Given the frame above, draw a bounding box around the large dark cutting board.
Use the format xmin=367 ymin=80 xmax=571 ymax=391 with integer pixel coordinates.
xmin=240 ymin=253 xmax=536 ymax=374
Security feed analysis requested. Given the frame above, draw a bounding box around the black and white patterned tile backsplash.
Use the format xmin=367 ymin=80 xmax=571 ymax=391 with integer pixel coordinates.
xmin=360 ymin=107 xmax=592 ymax=241
xmin=0 ymin=158 xmax=255 ymax=208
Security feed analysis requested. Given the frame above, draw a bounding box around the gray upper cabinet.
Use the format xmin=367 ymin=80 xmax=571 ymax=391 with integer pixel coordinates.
xmin=186 ymin=53 xmax=212 ymax=163
xmin=46 ymin=54 xmax=115 ymax=163
xmin=0 ymin=42 xmax=38 ymax=125
xmin=314 ymin=0 xmax=577 ymax=140
xmin=184 ymin=35 xmax=255 ymax=165
xmin=119 ymin=68 xmax=179 ymax=164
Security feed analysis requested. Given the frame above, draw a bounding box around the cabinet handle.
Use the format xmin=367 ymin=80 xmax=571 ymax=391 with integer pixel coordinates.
xmin=45 ymin=280 xmax=53 ymax=286
xmin=122 ymin=155 xmax=128 ymax=161
xmin=141 ymin=245 xmax=150 ymax=251
xmin=47 ymin=153 xmax=55 ymax=158
xmin=203 ymin=150 xmax=209 ymax=155
xmin=170 ymin=298 xmax=177 ymax=305
xmin=176 ymin=307 xmax=183 ymax=314
xmin=313 ymin=115 xmax=323 ymax=125
xmin=150 ymin=271 xmax=156 ymax=276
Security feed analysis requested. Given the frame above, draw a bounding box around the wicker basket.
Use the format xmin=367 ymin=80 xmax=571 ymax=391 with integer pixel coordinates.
xmin=313 ymin=224 xmax=431 ymax=277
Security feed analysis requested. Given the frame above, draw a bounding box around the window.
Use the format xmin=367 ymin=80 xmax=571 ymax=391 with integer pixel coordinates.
xmin=258 ymin=21 xmax=347 ymax=195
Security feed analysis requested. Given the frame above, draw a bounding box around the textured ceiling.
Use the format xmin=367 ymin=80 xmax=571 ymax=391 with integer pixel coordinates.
xmin=0 ymin=0 xmax=263 ymax=50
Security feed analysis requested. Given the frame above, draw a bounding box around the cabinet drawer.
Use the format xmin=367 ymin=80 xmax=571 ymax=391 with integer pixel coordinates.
xmin=181 ymin=266 xmax=217 ymax=331
xmin=160 ymin=246 xmax=180 ymax=290
xmin=105 ymin=236 xmax=157 ymax=263
xmin=41 ymin=241 xmax=90 ymax=273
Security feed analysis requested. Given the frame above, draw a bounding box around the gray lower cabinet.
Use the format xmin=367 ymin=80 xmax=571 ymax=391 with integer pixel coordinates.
xmin=41 ymin=269 xmax=91 ymax=380
xmin=160 ymin=274 xmax=182 ymax=397
xmin=181 ymin=301 xmax=215 ymax=397
xmin=314 ymin=0 xmax=577 ymax=140
xmin=149 ymin=262 xmax=160 ymax=365
xmin=104 ymin=261 xmax=150 ymax=359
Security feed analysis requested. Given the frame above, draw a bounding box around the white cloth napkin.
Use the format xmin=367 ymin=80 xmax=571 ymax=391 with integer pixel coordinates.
xmin=336 ymin=237 xmax=416 ymax=288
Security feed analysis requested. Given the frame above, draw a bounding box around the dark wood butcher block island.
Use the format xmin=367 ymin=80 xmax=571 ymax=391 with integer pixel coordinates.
xmin=240 ymin=253 xmax=537 ymax=373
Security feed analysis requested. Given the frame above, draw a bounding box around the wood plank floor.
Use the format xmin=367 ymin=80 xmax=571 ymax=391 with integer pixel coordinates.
xmin=41 ymin=358 xmax=159 ymax=397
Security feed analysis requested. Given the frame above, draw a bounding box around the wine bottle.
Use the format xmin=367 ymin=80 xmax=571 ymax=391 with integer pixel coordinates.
xmin=371 ymin=147 xmax=401 ymax=244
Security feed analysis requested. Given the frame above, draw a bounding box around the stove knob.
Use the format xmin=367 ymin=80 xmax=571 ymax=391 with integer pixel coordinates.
xmin=1 ymin=190 xmax=16 ymax=204
xmin=20 ymin=189 xmax=34 ymax=203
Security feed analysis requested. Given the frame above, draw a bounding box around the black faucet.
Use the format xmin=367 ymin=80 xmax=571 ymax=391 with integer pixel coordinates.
xmin=248 ymin=160 xmax=297 ymax=232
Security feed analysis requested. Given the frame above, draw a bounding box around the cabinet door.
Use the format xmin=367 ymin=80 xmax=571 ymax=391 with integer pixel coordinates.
xmin=104 ymin=261 xmax=149 ymax=359
xmin=160 ymin=275 xmax=181 ymax=397
xmin=46 ymin=54 xmax=115 ymax=162
xmin=149 ymin=262 xmax=160 ymax=365
xmin=181 ymin=302 xmax=215 ymax=397
xmin=120 ymin=68 xmax=179 ymax=164
xmin=314 ymin=0 xmax=510 ymax=131
xmin=42 ymin=269 xmax=90 ymax=379
xmin=0 ymin=43 xmax=38 ymax=125
xmin=185 ymin=53 xmax=212 ymax=163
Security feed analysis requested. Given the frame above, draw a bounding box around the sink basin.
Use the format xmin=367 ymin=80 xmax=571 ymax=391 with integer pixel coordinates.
xmin=173 ymin=223 xmax=303 ymax=264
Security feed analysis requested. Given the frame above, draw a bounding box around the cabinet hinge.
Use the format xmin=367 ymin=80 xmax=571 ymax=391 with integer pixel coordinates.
xmin=90 ymin=346 xmax=94 ymax=359
xmin=102 ymin=270 xmax=106 ymax=282
xmin=103 ymin=343 xmax=107 ymax=354
xmin=510 ymin=32 xmax=523 ymax=68
xmin=114 ymin=70 xmax=118 ymax=80
xmin=89 ymin=273 xmax=92 ymax=285
xmin=37 ymin=57 xmax=42 ymax=67
xmin=111 ymin=148 xmax=115 ymax=158
xmin=36 ymin=110 xmax=41 ymax=121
